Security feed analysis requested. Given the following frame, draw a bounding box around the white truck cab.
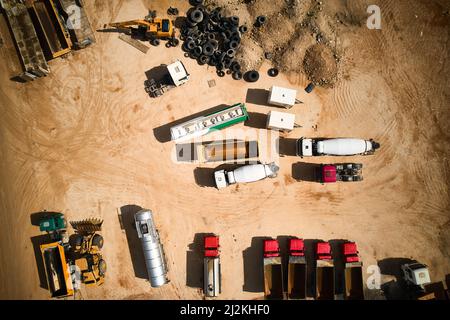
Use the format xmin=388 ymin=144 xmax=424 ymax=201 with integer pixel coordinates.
xmin=401 ymin=263 xmax=431 ymax=288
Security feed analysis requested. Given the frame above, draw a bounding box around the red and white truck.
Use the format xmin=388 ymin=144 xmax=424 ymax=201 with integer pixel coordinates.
xmin=263 ymin=239 xmax=284 ymax=300
xmin=287 ymin=238 xmax=307 ymax=300
xmin=342 ymin=242 xmax=365 ymax=300
xmin=203 ymin=235 xmax=221 ymax=297
xmin=315 ymin=241 xmax=335 ymax=300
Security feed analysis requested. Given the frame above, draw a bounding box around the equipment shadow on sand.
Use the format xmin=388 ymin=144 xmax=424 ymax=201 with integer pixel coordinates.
xmin=119 ymin=204 xmax=148 ymax=280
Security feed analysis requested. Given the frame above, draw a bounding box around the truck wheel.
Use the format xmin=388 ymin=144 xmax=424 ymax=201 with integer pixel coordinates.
xmin=92 ymin=234 xmax=104 ymax=249
xmin=245 ymin=70 xmax=259 ymax=82
xmin=98 ymin=259 xmax=107 ymax=276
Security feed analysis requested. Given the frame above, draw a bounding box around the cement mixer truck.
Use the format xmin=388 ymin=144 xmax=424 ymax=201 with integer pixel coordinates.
xmin=297 ymin=138 xmax=380 ymax=157
xmin=214 ymin=162 xmax=279 ymax=189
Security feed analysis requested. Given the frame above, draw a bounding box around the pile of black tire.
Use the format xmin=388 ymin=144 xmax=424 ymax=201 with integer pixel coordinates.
xmin=180 ymin=1 xmax=247 ymax=80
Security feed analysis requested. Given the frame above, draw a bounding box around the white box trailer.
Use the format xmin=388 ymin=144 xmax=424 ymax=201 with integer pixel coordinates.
xmin=268 ymin=86 xmax=298 ymax=108
xmin=267 ymin=111 xmax=296 ymax=132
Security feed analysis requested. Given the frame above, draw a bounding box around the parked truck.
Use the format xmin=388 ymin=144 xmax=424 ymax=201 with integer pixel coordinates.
xmin=319 ymin=163 xmax=363 ymax=183
xmin=297 ymin=138 xmax=380 ymax=157
xmin=145 ymin=60 xmax=189 ymax=97
xmin=263 ymin=239 xmax=284 ymax=300
xmin=197 ymin=140 xmax=259 ymax=163
xmin=214 ymin=162 xmax=279 ymax=189
xmin=315 ymin=241 xmax=335 ymax=300
xmin=287 ymin=238 xmax=307 ymax=300
xmin=203 ymin=235 xmax=221 ymax=298
xmin=343 ymin=242 xmax=365 ymax=300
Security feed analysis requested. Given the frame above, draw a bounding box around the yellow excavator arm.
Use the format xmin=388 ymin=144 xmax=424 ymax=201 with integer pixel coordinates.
xmin=107 ymin=18 xmax=174 ymax=38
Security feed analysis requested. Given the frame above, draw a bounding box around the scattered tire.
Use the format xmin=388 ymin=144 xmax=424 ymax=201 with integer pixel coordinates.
xmin=223 ymin=58 xmax=233 ymax=68
xmin=268 ymin=68 xmax=279 ymax=77
xmin=229 ymin=40 xmax=239 ymax=50
xmin=198 ymin=55 xmax=209 ymax=65
xmin=239 ymin=25 xmax=248 ymax=33
xmin=217 ymin=70 xmax=225 ymax=77
xmin=190 ymin=9 xmax=204 ymax=23
xmin=165 ymin=42 xmax=172 ymax=48
xmin=185 ymin=39 xmax=196 ymax=50
xmin=167 ymin=7 xmax=179 ymax=15
xmin=226 ymin=49 xmax=235 ymax=58
xmin=186 ymin=18 xmax=197 ymax=27
xmin=207 ymin=33 xmax=215 ymax=41
xmin=245 ymin=70 xmax=260 ymax=82
xmin=256 ymin=15 xmax=267 ymax=27
xmin=171 ymin=38 xmax=180 ymax=47
xmin=231 ymin=62 xmax=241 ymax=73
xmin=193 ymin=46 xmax=203 ymax=56
xmin=209 ymin=39 xmax=219 ymax=50
xmin=202 ymin=43 xmax=215 ymax=56
xmin=232 ymin=71 xmax=242 ymax=80
xmin=151 ymin=38 xmax=160 ymax=46
xmin=230 ymin=16 xmax=239 ymax=26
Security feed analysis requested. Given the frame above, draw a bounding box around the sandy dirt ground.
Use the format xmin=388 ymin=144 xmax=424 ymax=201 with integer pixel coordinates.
xmin=0 ymin=0 xmax=449 ymax=299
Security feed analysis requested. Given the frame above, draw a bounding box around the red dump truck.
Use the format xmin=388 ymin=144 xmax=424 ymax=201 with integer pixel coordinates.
xmin=263 ymin=239 xmax=284 ymax=299
xmin=287 ymin=238 xmax=307 ymax=300
xmin=315 ymin=241 xmax=335 ymax=300
xmin=343 ymin=242 xmax=365 ymax=300
xmin=203 ymin=235 xmax=221 ymax=297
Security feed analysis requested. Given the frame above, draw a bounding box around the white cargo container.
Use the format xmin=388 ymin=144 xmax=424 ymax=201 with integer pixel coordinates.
xmin=267 ymin=111 xmax=296 ymax=132
xmin=267 ymin=86 xmax=298 ymax=108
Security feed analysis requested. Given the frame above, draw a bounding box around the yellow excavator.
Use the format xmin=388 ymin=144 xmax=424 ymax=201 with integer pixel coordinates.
xmin=106 ymin=17 xmax=178 ymax=46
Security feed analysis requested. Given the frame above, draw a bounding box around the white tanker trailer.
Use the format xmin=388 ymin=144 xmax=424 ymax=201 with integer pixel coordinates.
xmin=296 ymin=138 xmax=380 ymax=157
xmin=214 ymin=163 xmax=279 ymax=189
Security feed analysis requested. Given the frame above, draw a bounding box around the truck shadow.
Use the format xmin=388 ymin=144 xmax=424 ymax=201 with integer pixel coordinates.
xmin=153 ymin=104 xmax=228 ymax=143
xmin=245 ymin=112 xmax=267 ymax=129
xmin=377 ymin=257 xmax=416 ymax=300
xmin=276 ymin=235 xmax=292 ymax=296
xmin=329 ymin=239 xmax=351 ymax=299
xmin=119 ymin=204 xmax=148 ymax=280
xmin=30 ymin=234 xmax=52 ymax=290
xmin=292 ymin=162 xmax=320 ymax=182
xmin=245 ymin=88 xmax=269 ymax=107
xmin=186 ymin=232 xmax=215 ymax=288
xmin=279 ymin=138 xmax=297 ymax=157
xmin=242 ymin=236 xmax=271 ymax=293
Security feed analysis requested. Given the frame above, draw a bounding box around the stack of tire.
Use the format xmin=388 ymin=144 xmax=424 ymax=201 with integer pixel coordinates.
xmin=181 ymin=1 xmax=247 ymax=80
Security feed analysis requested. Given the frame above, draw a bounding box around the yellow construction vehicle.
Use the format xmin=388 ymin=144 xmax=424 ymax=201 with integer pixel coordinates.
xmin=69 ymin=218 xmax=106 ymax=287
xmin=107 ymin=17 xmax=178 ymax=46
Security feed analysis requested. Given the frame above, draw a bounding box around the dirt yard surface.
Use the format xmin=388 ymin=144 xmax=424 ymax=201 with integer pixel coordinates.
xmin=0 ymin=0 xmax=449 ymax=299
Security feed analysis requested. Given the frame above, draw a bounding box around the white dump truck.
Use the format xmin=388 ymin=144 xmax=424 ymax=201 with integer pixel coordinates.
xmin=214 ymin=162 xmax=279 ymax=189
xmin=296 ymin=138 xmax=380 ymax=157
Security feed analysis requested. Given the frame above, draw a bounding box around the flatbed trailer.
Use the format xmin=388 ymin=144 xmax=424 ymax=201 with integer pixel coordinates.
xmin=197 ymin=140 xmax=258 ymax=163
xmin=315 ymin=242 xmax=335 ymax=300
xmin=343 ymin=242 xmax=365 ymax=300
xmin=287 ymin=238 xmax=307 ymax=300
xmin=263 ymin=239 xmax=284 ymax=300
